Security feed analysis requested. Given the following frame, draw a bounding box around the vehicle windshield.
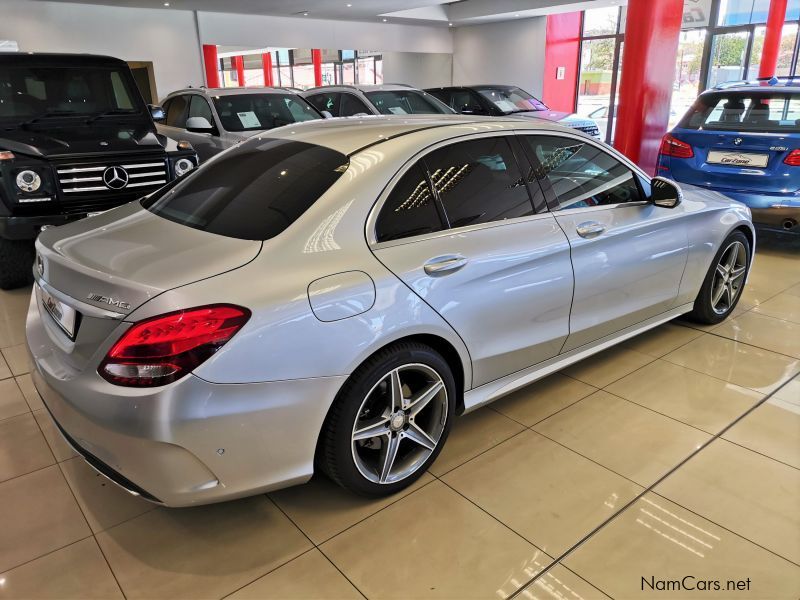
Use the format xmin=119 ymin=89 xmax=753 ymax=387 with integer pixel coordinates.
xmin=0 ymin=65 xmax=143 ymax=124
xmin=211 ymin=93 xmax=321 ymax=132
xmin=142 ymin=138 xmax=348 ymax=241
xmin=363 ymin=90 xmax=452 ymax=115
xmin=476 ymin=87 xmax=549 ymax=114
xmin=681 ymin=91 xmax=800 ymax=133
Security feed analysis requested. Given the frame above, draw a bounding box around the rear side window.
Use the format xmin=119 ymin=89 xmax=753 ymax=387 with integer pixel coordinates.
xmin=143 ymin=139 xmax=348 ymax=241
xmin=306 ymin=92 xmax=339 ymax=115
xmin=682 ymin=92 xmax=800 ymax=133
xmin=425 ymin=137 xmax=533 ymax=228
xmin=376 ymin=163 xmax=443 ymax=242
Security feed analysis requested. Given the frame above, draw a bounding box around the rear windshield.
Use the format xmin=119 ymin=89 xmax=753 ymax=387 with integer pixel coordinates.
xmin=363 ymin=90 xmax=452 ymax=115
xmin=476 ymin=87 xmax=548 ymax=114
xmin=142 ymin=138 xmax=348 ymax=241
xmin=681 ymin=92 xmax=800 ymax=133
xmin=212 ymin=93 xmax=321 ymax=132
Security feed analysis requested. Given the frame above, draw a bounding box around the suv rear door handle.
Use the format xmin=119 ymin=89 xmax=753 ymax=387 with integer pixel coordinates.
xmin=576 ymin=221 xmax=606 ymax=238
xmin=423 ymin=254 xmax=468 ymax=276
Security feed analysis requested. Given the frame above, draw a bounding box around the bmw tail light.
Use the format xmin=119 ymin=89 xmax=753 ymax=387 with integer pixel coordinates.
xmin=100 ymin=304 xmax=250 ymax=387
xmin=784 ymin=149 xmax=800 ymax=166
xmin=659 ymin=134 xmax=694 ymax=159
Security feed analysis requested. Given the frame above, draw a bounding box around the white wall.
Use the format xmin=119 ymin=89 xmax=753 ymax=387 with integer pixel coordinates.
xmin=452 ymin=17 xmax=547 ymax=96
xmin=382 ymin=52 xmax=453 ymax=88
xmin=1 ymin=0 xmax=204 ymax=97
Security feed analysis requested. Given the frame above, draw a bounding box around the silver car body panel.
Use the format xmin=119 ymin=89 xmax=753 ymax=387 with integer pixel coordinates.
xmin=27 ymin=115 xmax=754 ymax=505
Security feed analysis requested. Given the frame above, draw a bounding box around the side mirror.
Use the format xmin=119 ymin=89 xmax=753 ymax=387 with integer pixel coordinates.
xmin=321 ymin=110 xmax=334 ymax=119
xmin=186 ymin=116 xmax=215 ymax=133
xmin=149 ymin=104 xmax=165 ymax=122
xmin=651 ymin=176 xmax=683 ymax=208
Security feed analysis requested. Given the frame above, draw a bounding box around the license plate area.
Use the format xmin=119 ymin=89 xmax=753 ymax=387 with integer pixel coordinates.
xmin=39 ymin=284 xmax=79 ymax=340
xmin=707 ymin=151 xmax=769 ymax=168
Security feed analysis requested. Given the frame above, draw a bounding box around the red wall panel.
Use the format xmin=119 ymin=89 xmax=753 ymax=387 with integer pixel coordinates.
xmin=542 ymin=12 xmax=581 ymax=113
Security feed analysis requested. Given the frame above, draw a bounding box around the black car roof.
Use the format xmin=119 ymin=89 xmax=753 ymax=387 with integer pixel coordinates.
xmin=0 ymin=52 xmax=128 ymax=67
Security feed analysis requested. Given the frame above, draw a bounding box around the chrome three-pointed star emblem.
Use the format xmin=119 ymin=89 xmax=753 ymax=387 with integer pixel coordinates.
xmin=102 ymin=166 xmax=129 ymax=190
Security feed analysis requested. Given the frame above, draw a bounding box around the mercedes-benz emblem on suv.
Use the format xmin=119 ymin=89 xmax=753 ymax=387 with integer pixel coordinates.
xmin=733 ymin=137 xmax=743 ymax=146
xmin=103 ymin=166 xmax=129 ymax=190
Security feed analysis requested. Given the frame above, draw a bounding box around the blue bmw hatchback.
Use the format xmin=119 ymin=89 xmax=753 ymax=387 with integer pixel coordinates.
xmin=658 ymin=78 xmax=800 ymax=234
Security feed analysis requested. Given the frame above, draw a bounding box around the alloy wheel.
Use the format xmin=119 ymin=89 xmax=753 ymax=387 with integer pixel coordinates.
xmin=711 ymin=240 xmax=747 ymax=315
xmin=351 ymin=363 xmax=448 ymax=484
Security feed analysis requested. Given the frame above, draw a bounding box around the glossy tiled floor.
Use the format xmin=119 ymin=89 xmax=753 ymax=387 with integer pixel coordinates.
xmin=0 ymin=234 xmax=798 ymax=600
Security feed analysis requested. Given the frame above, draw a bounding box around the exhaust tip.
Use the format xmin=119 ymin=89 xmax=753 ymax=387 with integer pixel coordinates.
xmin=782 ymin=219 xmax=797 ymax=230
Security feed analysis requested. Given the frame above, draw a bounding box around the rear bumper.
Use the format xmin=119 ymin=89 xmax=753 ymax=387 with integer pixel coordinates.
xmin=750 ymin=207 xmax=800 ymax=232
xmin=26 ymin=294 xmax=346 ymax=506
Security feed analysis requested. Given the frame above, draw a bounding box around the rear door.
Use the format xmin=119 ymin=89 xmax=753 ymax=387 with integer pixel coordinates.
xmin=371 ymin=135 xmax=573 ymax=387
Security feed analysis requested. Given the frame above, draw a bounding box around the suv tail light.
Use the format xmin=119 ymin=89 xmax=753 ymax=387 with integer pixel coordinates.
xmin=784 ymin=149 xmax=800 ymax=166
xmin=659 ymin=134 xmax=694 ymax=159
xmin=99 ymin=304 xmax=250 ymax=387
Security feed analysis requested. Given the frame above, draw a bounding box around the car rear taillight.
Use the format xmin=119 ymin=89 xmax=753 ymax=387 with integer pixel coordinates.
xmin=659 ymin=134 xmax=694 ymax=159
xmin=99 ymin=304 xmax=250 ymax=387
xmin=784 ymin=149 xmax=800 ymax=166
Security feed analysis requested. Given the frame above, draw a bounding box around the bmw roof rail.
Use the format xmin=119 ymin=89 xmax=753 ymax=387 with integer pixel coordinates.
xmin=714 ymin=76 xmax=800 ymax=89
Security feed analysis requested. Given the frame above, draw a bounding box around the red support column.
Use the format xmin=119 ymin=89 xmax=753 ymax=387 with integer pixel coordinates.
xmin=202 ymin=44 xmax=220 ymax=88
xmin=262 ymin=52 xmax=274 ymax=87
xmin=613 ymin=0 xmax=683 ymax=175
xmin=759 ymin=0 xmax=789 ymax=78
xmin=234 ymin=55 xmax=245 ymax=87
xmin=542 ymin=12 xmax=582 ymax=113
xmin=312 ymin=49 xmax=323 ymax=87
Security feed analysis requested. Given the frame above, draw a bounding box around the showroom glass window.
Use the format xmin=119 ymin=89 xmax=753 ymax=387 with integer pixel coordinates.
xmin=211 ymin=93 xmax=319 ymax=132
xmin=424 ymin=137 xmax=534 ymax=228
xmin=375 ymin=163 xmax=444 ymax=242
xmin=519 ymin=135 xmax=643 ymax=210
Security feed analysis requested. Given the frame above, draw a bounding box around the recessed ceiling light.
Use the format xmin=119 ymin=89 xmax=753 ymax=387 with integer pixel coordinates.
xmin=163 ymin=2 xmax=169 ymax=5
xmin=346 ymin=3 xmax=352 ymax=6
xmin=514 ymin=13 xmax=520 ymax=17
xmin=382 ymin=18 xmax=387 ymax=22
xmin=448 ymin=22 xmax=453 ymax=26
xmin=303 ymin=11 xmax=309 ymax=15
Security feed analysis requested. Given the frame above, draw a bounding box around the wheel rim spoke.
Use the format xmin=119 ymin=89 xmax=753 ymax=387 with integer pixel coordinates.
xmin=711 ymin=241 xmax=747 ymax=315
xmin=730 ymin=265 xmax=747 ymax=282
xmin=390 ymin=369 xmax=405 ymax=410
xmin=353 ymin=418 xmax=390 ymax=441
xmin=379 ymin=434 xmax=401 ymax=483
xmin=406 ymin=380 xmax=444 ymax=417
xmin=405 ymin=422 xmax=437 ymax=451
xmin=711 ymin=280 xmax=726 ymax=307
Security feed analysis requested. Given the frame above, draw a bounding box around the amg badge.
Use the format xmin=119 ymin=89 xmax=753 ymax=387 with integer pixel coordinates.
xmin=87 ymin=293 xmax=131 ymax=310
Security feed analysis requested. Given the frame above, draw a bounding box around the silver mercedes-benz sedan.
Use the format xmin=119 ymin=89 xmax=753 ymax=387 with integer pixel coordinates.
xmin=26 ymin=115 xmax=754 ymax=506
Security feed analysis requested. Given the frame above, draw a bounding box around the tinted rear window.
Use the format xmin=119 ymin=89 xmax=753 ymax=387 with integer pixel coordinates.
xmin=363 ymin=90 xmax=452 ymax=115
xmin=142 ymin=139 xmax=348 ymax=241
xmin=681 ymin=92 xmax=800 ymax=133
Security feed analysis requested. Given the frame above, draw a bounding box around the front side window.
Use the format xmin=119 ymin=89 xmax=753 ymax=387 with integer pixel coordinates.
xmin=305 ymin=92 xmax=339 ymax=115
xmin=165 ymin=94 xmax=188 ymax=127
xmin=376 ymin=163 xmax=443 ymax=242
xmin=425 ymin=137 xmax=533 ymax=228
xmin=143 ymin=138 xmax=348 ymax=241
xmin=188 ymin=95 xmax=213 ymax=123
xmin=476 ymin=87 xmax=548 ymax=114
xmin=212 ymin=93 xmax=321 ymax=132
xmin=363 ymin=90 xmax=451 ymax=115
xmin=681 ymin=92 xmax=800 ymax=133
xmin=520 ymin=135 xmax=643 ymax=210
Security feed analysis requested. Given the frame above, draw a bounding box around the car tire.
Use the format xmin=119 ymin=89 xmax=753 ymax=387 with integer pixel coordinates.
xmin=687 ymin=230 xmax=750 ymax=325
xmin=317 ymin=341 xmax=456 ymax=496
xmin=0 ymin=238 xmax=34 ymax=290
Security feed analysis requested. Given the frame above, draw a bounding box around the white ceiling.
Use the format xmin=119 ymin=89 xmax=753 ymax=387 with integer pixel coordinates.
xmin=29 ymin=0 xmax=626 ymax=26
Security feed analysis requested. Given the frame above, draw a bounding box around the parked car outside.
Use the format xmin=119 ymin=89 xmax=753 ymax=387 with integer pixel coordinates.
xmin=28 ymin=115 xmax=753 ymax=506
xmin=157 ymin=87 xmax=324 ymax=162
xmin=0 ymin=53 xmax=198 ymax=289
xmin=426 ymin=85 xmax=601 ymax=139
xmin=303 ymin=84 xmax=454 ymax=117
xmin=657 ymin=78 xmax=800 ymax=234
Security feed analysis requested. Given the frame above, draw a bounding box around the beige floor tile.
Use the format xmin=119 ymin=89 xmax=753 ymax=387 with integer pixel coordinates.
xmin=33 ymin=409 xmax=78 ymax=462
xmin=534 ymin=391 xmax=710 ymax=487
xmin=664 ymin=334 xmax=800 ymax=394
xmin=228 ymin=549 xmax=362 ymax=600
xmin=0 ymin=465 xmax=91 ymax=573
xmin=622 ymin=322 xmax=704 ymax=358
xmin=1 ymin=343 xmax=30 ymax=376
xmin=0 ymin=317 xmax=26 ymax=351
xmin=443 ymin=430 xmax=642 ymax=556
xmin=428 ymin=407 xmax=524 ymax=475
xmin=564 ymin=493 xmax=800 ymax=599
xmin=0 ymin=353 xmax=10 ymax=380
xmin=0 ymin=537 xmax=122 ymax=599
xmin=655 ymin=439 xmax=800 ymax=564
xmin=723 ymin=396 xmax=800 ymax=469
xmin=518 ymin=564 xmax=611 ymax=600
xmin=786 ymin=282 xmax=800 ymax=298
xmin=0 ymin=412 xmax=55 ymax=482
xmin=59 ymin=456 xmax=155 ymax=533
xmin=753 ymin=292 xmax=800 ymax=324
xmin=562 ymin=346 xmax=653 ymax=389
xmin=0 ymin=377 xmax=30 ymax=421
xmin=270 ymin=472 xmax=434 ymax=545
xmin=321 ymin=480 xmax=551 ymax=599
xmin=0 ymin=288 xmax=32 ymax=323
xmin=96 ymin=496 xmax=310 ymax=599
xmin=15 ymin=373 xmax=44 ymax=411
xmin=713 ymin=312 xmax=800 ymax=359
xmin=774 ymin=376 xmax=800 ymax=402
xmin=606 ymin=360 xmax=762 ymax=434
xmin=492 ymin=373 xmax=597 ymax=427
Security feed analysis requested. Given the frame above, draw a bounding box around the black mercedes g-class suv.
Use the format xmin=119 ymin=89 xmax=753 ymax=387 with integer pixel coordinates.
xmin=0 ymin=53 xmax=197 ymax=288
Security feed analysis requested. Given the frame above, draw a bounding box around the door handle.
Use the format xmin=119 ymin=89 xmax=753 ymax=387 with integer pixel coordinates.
xmin=423 ymin=254 xmax=468 ymax=276
xmin=576 ymin=221 xmax=606 ymax=238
